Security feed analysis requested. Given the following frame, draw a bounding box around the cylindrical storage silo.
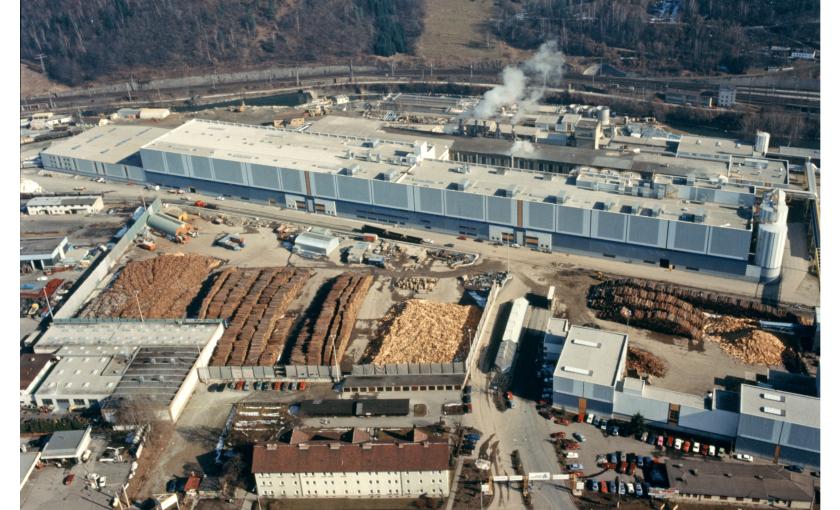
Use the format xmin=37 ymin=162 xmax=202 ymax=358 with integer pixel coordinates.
xmin=755 ymin=223 xmax=786 ymax=282
xmin=755 ymin=131 xmax=770 ymax=155
xmin=147 ymin=213 xmax=189 ymax=237
xmin=599 ymin=107 xmax=610 ymax=125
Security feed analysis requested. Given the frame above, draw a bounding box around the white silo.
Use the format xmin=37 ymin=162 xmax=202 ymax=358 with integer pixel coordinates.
xmin=754 ymin=131 xmax=771 ymax=156
xmin=755 ymin=189 xmax=788 ymax=282
xmin=598 ymin=107 xmax=610 ymax=126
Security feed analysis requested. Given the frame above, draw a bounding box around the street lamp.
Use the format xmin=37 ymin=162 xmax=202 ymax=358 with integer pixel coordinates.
xmin=132 ymin=290 xmax=144 ymax=322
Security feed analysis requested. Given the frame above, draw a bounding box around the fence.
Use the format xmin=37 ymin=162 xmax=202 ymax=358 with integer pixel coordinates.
xmin=53 ymin=198 xmax=161 ymax=319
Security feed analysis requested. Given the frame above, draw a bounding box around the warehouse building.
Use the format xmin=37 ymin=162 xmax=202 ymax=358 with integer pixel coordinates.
xmin=294 ymin=230 xmax=340 ymax=257
xmin=32 ymin=319 xmax=224 ymax=421
xmin=252 ymin=428 xmax=450 ymax=498
xmin=39 ymin=119 xmax=801 ymax=280
xmin=493 ymin=297 xmax=529 ymax=374
xmin=25 ymin=195 xmax=104 ymax=215
xmin=20 ymin=353 xmax=55 ymax=405
xmin=665 ymin=459 xmax=813 ymax=508
xmin=552 ymin=326 xmax=628 ymax=417
xmin=736 ymin=385 xmax=820 ymax=469
xmin=40 ymin=427 xmax=92 ymax=462
xmin=20 ymin=237 xmax=69 ymax=270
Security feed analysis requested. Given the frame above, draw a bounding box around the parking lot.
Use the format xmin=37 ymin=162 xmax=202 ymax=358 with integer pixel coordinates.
xmin=21 ymin=435 xmax=133 ymax=510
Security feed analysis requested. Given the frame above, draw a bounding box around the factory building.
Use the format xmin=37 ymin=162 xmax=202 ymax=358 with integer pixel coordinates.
xmin=20 ymin=353 xmax=55 ymax=405
xmin=736 ymin=385 xmax=820 ymax=469
xmin=252 ymin=428 xmax=451 ymax=498
xmin=25 ymin=195 xmax=104 ymax=216
xmin=294 ymin=230 xmax=340 ymax=257
xmin=40 ymin=119 xmax=797 ymax=280
xmin=552 ymin=326 xmax=628 ymax=417
xmin=32 ymin=319 xmax=225 ymax=422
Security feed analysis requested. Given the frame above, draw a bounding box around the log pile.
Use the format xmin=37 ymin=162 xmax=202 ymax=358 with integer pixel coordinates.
xmin=704 ymin=317 xmax=787 ymax=366
xmin=593 ymin=278 xmax=810 ymax=324
xmin=81 ymin=254 xmax=221 ymax=319
xmin=364 ymin=299 xmax=482 ymax=364
xmin=587 ymin=284 xmax=706 ymax=339
xmin=199 ymin=267 xmax=311 ymax=366
xmin=288 ymin=273 xmax=374 ymax=366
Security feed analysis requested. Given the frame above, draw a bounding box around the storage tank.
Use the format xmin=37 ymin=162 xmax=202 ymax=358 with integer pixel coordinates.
xmin=755 ymin=189 xmax=788 ymax=282
xmin=147 ymin=213 xmax=189 ymax=237
xmin=598 ymin=107 xmax=610 ymax=126
xmin=138 ymin=108 xmax=171 ymax=120
xmin=754 ymin=131 xmax=770 ymax=156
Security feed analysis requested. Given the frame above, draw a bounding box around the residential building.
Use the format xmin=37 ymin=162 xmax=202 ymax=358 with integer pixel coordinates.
xmin=718 ymin=86 xmax=737 ymax=107
xmin=252 ymin=428 xmax=451 ymax=498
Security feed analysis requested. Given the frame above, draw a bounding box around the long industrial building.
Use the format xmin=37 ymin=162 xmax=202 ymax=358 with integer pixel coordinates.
xmin=40 ymin=118 xmax=801 ymax=280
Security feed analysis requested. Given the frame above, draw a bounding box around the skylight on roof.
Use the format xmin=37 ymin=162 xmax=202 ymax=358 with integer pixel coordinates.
xmin=562 ymin=366 xmax=592 ymax=376
xmin=761 ymin=406 xmax=784 ymax=416
xmin=571 ymin=339 xmax=600 ymax=348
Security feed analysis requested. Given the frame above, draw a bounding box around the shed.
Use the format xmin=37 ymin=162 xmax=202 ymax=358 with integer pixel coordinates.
xmin=147 ymin=213 xmax=189 ymax=237
xmin=41 ymin=427 xmax=92 ymax=461
xmin=294 ymin=231 xmax=339 ymax=257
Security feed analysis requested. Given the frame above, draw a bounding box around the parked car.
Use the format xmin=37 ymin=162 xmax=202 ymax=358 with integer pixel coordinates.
xmin=227 ymin=382 xmax=235 ymax=390
xmin=625 ymin=482 xmax=635 ymax=495
xmin=692 ymin=441 xmax=701 ymax=454
xmin=63 ymin=474 xmax=75 ymax=485
xmin=607 ymin=453 xmax=616 ymax=465
xmin=682 ymin=441 xmax=691 ymax=453
xmin=585 ymin=413 xmax=594 ymax=424
xmin=596 ymin=455 xmax=607 ymax=465
xmin=618 ymin=479 xmax=626 ymax=495
xmin=627 ymin=462 xmax=636 ymax=476
xmin=667 ymin=436 xmax=675 ymax=448
xmin=462 ymin=394 xmax=472 ymax=404
xmin=463 ymin=385 xmax=472 ymax=394
xmin=647 ymin=433 xmax=657 ymax=445
xmin=717 ymin=447 xmax=727 ymax=458
xmin=618 ymin=461 xmax=627 ymax=474
xmin=734 ymin=453 xmax=754 ymax=462
xmin=465 ymin=433 xmax=481 ymax=442
xmin=786 ymin=465 xmax=805 ymax=473
xmin=299 ymin=381 xmax=307 ymax=391
xmin=610 ymin=426 xmax=620 ymax=436
xmin=674 ymin=438 xmax=683 ymax=450
xmin=600 ymin=481 xmax=608 ymax=494
xmin=573 ymin=432 xmax=586 ymax=442
xmin=550 ymin=432 xmax=566 ymax=439
xmin=709 ymin=445 xmax=716 ymax=457
xmin=564 ymin=452 xmax=579 ymax=459
xmin=568 ymin=463 xmax=584 ymax=471
xmin=243 ymin=382 xmax=250 ymax=391
xmin=600 ymin=421 xmax=608 ymax=432
xmin=589 ymin=479 xmax=599 ymax=491
xmin=634 ymin=483 xmax=644 ymax=497
xmin=635 ymin=455 xmax=644 ymax=467
xmin=607 ymin=481 xmax=615 ymax=493
xmin=640 ymin=431 xmax=649 ymax=443
xmin=656 ymin=435 xmax=665 ymax=447
xmin=272 ymin=381 xmax=281 ymax=391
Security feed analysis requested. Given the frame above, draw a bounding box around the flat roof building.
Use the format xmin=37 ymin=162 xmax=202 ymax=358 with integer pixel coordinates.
xmin=552 ymin=326 xmax=628 ymax=416
xmin=20 ymin=237 xmax=68 ymax=270
xmin=20 ymin=353 xmax=55 ymax=405
xmin=20 ymin=451 xmax=41 ymax=490
xmin=293 ymin=231 xmax=340 ymax=257
xmin=40 ymin=427 xmax=92 ymax=461
xmin=494 ymin=297 xmax=529 ymax=374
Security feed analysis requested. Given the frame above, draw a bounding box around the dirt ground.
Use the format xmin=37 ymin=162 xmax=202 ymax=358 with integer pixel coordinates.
xmin=20 ymin=63 xmax=68 ymax=96
xmin=415 ymin=0 xmax=517 ymax=64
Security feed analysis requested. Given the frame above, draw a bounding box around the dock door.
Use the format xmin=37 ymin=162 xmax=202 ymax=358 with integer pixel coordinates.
xmin=578 ymin=398 xmax=587 ymax=421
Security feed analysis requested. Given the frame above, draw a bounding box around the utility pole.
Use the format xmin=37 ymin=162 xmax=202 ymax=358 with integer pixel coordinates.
xmin=349 ymin=60 xmax=354 ymax=83
xmin=133 ymin=290 xmax=144 ymax=322
xmin=35 ymin=53 xmax=47 ymax=75
xmin=295 ymin=69 xmax=300 ymax=87
xmin=126 ymin=82 xmax=132 ymax=102
xmin=42 ymin=287 xmax=54 ymax=320
xmin=470 ymin=63 xmax=473 ymax=83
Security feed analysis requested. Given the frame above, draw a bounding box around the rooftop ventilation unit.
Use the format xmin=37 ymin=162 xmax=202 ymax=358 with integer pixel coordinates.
xmin=556 ymin=191 xmax=567 ymax=204
xmin=452 ymin=179 xmax=471 ymax=191
xmin=378 ymin=169 xmax=399 ymax=181
xmin=761 ymin=393 xmax=784 ymax=402
xmin=761 ymin=406 xmax=785 ymax=416
xmin=450 ymin=165 xmax=470 ymax=174
xmin=571 ymin=339 xmax=601 ymax=348
xmin=341 ymin=165 xmax=359 ymax=176
xmin=562 ymin=366 xmax=592 ymax=376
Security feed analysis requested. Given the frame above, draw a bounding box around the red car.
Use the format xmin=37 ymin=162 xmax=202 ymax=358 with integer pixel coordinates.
xmin=600 ymin=481 xmax=608 ymax=494
xmin=627 ymin=463 xmax=636 ymax=476
xmin=505 ymin=391 xmax=514 ymax=400
xmin=701 ymin=444 xmax=709 ymax=456
xmin=457 ymin=235 xmax=468 ymax=240
xmin=618 ymin=461 xmax=627 ymax=474
xmin=299 ymin=381 xmax=307 ymax=391
xmin=667 ymin=436 xmax=675 ymax=448
xmin=63 ymin=474 xmax=75 ymax=485
xmin=682 ymin=441 xmax=691 ymax=453
xmin=550 ymin=432 xmax=566 ymax=439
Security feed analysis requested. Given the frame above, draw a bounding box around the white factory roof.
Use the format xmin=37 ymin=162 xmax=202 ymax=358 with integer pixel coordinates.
xmin=553 ymin=326 xmax=628 ymax=387
xmin=36 ymin=354 xmax=128 ymax=398
xmin=43 ymin=125 xmax=170 ymax=164
xmin=739 ymin=384 xmax=820 ymax=429
xmin=33 ymin=319 xmax=224 ymax=354
xmin=40 ymin=427 xmax=92 ymax=460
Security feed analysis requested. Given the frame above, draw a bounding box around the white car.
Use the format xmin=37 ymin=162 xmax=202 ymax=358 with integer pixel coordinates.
xmin=216 ymin=195 xmax=226 ymax=200
xmin=585 ymin=413 xmax=594 ymax=424
xmin=718 ymin=448 xmax=727 ymax=458
xmin=625 ymin=482 xmax=635 ymax=494
xmin=674 ymin=438 xmax=683 ymax=450
xmin=709 ymin=445 xmax=716 ymax=457
xmin=692 ymin=442 xmax=701 ymax=454
xmin=564 ymin=452 xmax=579 ymax=459
xmin=734 ymin=453 xmax=754 ymax=462
xmin=567 ymin=463 xmax=584 ymax=471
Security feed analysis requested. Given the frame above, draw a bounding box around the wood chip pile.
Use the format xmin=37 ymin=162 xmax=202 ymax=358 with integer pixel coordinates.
xmin=199 ymin=267 xmax=311 ymax=366
xmin=81 ymin=254 xmax=221 ymax=319
xmin=288 ymin=273 xmax=374 ymax=366
xmin=704 ymin=317 xmax=787 ymax=366
xmin=365 ymin=299 xmax=482 ymax=364
xmin=626 ymin=346 xmax=668 ymax=378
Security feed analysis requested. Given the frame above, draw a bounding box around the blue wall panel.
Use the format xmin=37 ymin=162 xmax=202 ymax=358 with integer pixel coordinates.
xmin=189 ymin=156 xmax=213 ymax=180
xmin=250 ymin=164 xmax=281 ymax=190
xmin=311 ymin=172 xmax=337 ymax=198
xmin=336 ymin=175 xmax=371 ymax=203
xmin=444 ymin=190 xmax=485 ymax=221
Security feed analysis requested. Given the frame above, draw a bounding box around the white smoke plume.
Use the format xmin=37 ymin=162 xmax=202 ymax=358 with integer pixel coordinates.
xmin=469 ymin=40 xmax=565 ymax=121
xmin=511 ymin=140 xmax=535 ymax=154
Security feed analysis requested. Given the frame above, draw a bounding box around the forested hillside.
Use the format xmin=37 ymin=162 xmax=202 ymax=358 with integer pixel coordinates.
xmin=493 ymin=0 xmax=820 ymax=75
xmin=21 ymin=0 xmax=424 ymax=85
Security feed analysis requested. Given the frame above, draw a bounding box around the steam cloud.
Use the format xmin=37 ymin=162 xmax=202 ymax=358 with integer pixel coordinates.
xmin=469 ymin=40 xmax=565 ymax=120
xmin=511 ymin=140 xmax=535 ymax=154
